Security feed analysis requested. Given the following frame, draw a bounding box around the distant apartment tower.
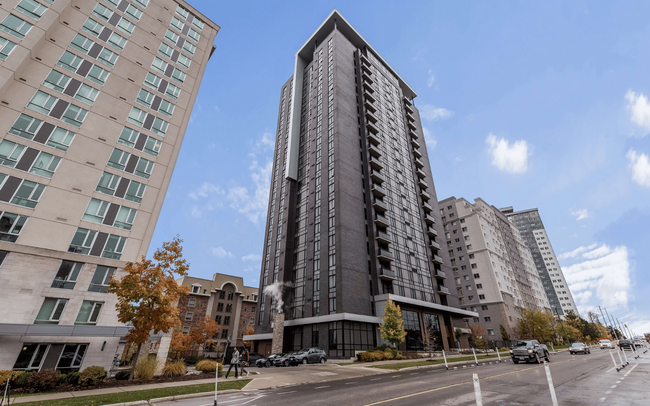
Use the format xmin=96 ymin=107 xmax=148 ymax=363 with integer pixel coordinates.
xmin=247 ymin=11 xmax=476 ymax=357
xmin=0 ymin=0 xmax=218 ymax=372
xmin=500 ymin=207 xmax=578 ymax=317
xmin=439 ymin=197 xmax=551 ymax=342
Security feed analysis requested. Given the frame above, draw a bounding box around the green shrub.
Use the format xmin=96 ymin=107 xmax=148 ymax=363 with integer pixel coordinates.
xmin=184 ymin=355 xmax=201 ymax=365
xmin=16 ymin=371 xmax=31 ymax=388
xmin=67 ymin=371 xmax=81 ymax=386
xmin=134 ymin=356 xmax=159 ymax=380
xmin=195 ymin=360 xmax=216 ymax=372
xmin=395 ymin=353 xmax=404 ymax=360
xmin=368 ymin=344 xmax=394 ymax=353
xmin=162 ymin=360 xmax=186 ymax=377
xmin=79 ymin=366 xmax=106 ymax=386
xmin=359 ymin=351 xmax=386 ymax=362
xmin=382 ymin=351 xmax=394 ymax=360
xmin=27 ymin=369 xmax=60 ymax=392
xmin=114 ymin=370 xmax=131 ymax=380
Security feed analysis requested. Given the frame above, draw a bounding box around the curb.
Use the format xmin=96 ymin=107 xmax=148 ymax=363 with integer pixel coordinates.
xmin=397 ymin=358 xmax=510 ymax=372
xmin=103 ymin=389 xmax=245 ymax=406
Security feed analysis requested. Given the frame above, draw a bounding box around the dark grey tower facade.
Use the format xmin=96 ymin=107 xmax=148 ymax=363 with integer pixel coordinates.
xmin=247 ymin=11 xmax=476 ymax=358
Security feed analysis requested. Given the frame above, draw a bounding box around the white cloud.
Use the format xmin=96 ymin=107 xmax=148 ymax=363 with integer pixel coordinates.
xmin=257 ymin=129 xmax=275 ymax=149
xmin=562 ymin=245 xmax=630 ymax=310
xmin=242 ymin=254 xmax=262 ymax=262
xmin=189 ymin=183 xmax=223 ymax=200
xmin=559 ymin=243 xmax=598 ymax=259
xmin=571 ymin=209 xmax=589 ymax=221
xmin=427 ymin=70 xmax=436 ymax=88
xmin=485 ymin=133 xmax=530 ymax=174
xmin=422 ymin=127 xmax=437 ymax=149
xmin=227 ymin=156 xmax=273 ymax=224
xmin=190 ymin=206 xmax=202 ymax=218
xmin=211 ymin=246 xmax=233 ymax=258
xmin=626 ymin=149 xmax=650 ymax=187
xmin=419 ymin=104 xmax=453 ymax=121
xmin=625 ymin=89 xmax=650 ymax=132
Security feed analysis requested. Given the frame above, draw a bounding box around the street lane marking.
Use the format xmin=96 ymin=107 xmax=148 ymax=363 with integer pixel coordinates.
xmin=362 ymin=360 xmax=574 ymax=405
xmin=315 ymin=386 xmax=330 ymax=389
xmin=616 ymin=381 xmax=621 ymax=383
xmin=600 ymin=397 xmax=607 ymax=402
xmin=606 ymin=367 xmax=616 ymax=373
xmin=410 ymin=373 xmax=419 ymax=375
xmin=371 ymin=378 xmax=382 ymax=381
xmin=606 ymin=391 xmax=612 ymax=394
xmin=611 ymin=385 xmax=617 ymax=388
xmin=346 ymin=382 xmax=357 ymax=385
xmin=277 ymin=391 xmax=297 ymax=394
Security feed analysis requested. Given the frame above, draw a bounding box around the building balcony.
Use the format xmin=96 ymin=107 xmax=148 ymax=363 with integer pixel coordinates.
xmin=413 ymin=148 xmax=423 ymax=158
xmin=379 ymin=267 xmax=396 ymax=280
xmin=366 ymin=121 xmax=379 ymax=134
xmin=438 ymin=285 xmax=450 ymax=295
xmin=377 ymin=248 xmax=394 ymax=262
xmin=364 ymin=90 xmax=376 ymax=104
xmin=368 ymin=143 xmax=382 ymax=158
xmin=369 ymin=168 xmax=384 ymax=183
xmin=361 ymin=63 xmax=372 ymax=75
xmin=420 ymin=189 xmax=431 ymax=200
xmin=376 ymin=230 xmax=392 ymax=244
xmin=427 ymin=226 xmax=438 ymax=237
xmin=365 ymin=110 xmax=378 ymax=124
xmin=363 ymin=81 xmax=374 ymax=93
xmin=418 ymin=178 xmax=428 ymax=189
xmin=429 ymin=240 xmax=441 ymax=250
xmin=435 ymin=269 xmax=447 ymax=279
xmin=416 ymin=168 xmax=426 ymax=179
xmin=407 ymin=121 xmax=417 ymax=130
xmin=362 ymin=71 xmax=373 ymax=84
xmin=360 ymin=53 xmax=371 ymax=66
xmin=414 ymin=157 xmax=424 ymax=168
xmin=409 ymin=128 xmax=419 ymax=140
xmin=403 ymin=96 xmax=412 ymax=106
xmin=404 ymin=102 xmax=413 ymax=114
xmin=367 ymin=131 xmax=381 ymax=146
xmin=369 ymin=155 xmax=383 ymax=170
xmin=406 ymin=112 xmax=415 ymax=122
xmin=373 ymin=198 xmax=388 ymax=212
xmin=425 ymin=214 xmax=435 ymax=224
xmin=422 ymin=202 xmax=433 ymax=212
xmin=432 ymin=255 xmax=444 ymax=264
xmin=364 ymin=99 xmax=376 ymax=113
xmin=374 ymin=213 xmax=390 ymax=228
xmin=371 ymin=183 xmax=387 ymax=197
xmin=411 ymin=138 xmax=421 ymax=149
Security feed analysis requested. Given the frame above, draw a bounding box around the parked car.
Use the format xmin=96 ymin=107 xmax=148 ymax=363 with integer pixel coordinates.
xmin=569 ymin=342 xmax=591 ymax=355
xmin=599 ymin=339 xmax=613 ymax=349
xmin=274 ymin=352 xmax=301 ymax=367
xmin=510 ymin=340 xmax=550 ymax=364
xmin=247 ymin=351 xmax=263 ymax=363
xmin=256 ymin=353 xmax=284 ymax=368
xmin=618 ymin=339 xmax=634 ymax=350
xmin=291 ymin=348 xmax=328 ymax=365
xmin=632 ymin=339 xmax=643 ymax=348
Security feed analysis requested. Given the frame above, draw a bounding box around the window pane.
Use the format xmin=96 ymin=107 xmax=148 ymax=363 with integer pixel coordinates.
xmin=11 ymin=180 xmax=45 ymax=208
xmin=29 ymin=152 xmax=60 ymax=178
xmin=0 ymin=139 xmax=26 ymax=168
xmin=46 ymin=127 xmax=75 ymax=151
xmin=96 ymin=172 xmax=119 ymax=195
xmin=51 ymin=260 xmax=83 ymax=289
xmin=0 ymin=14 xmax=33 ymax=39
xmin=118 ymin=127 xmax=138 ymax=148
xmin=16 ymin=0 xmax=48 ymax=20
xmin=125 ymin=181 xmax=145 ymax=203
xmin=0 ymin=36 xmax=17 ymax=60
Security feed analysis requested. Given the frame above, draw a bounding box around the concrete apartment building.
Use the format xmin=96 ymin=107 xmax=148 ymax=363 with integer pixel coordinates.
xmin=246 ymin=10 xmax=477 ymax=358
xmin=439 ymin=197 xmax=551 ymax=343
xmin=0 ymin=0 xmax=218 ymax=372
xmin=500 ymin=207 xmax=578 ymax=317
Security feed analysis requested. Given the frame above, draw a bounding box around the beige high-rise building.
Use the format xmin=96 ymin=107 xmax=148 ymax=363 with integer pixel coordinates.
xmin=439 ymin=197 xmax=551 ymax=343
xmin=0 ymin=0 xmax=218 ymax=372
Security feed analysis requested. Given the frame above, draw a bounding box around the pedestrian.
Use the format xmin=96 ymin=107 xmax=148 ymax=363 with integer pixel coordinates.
xmin=225 ymin=347 xmax=240 ymax=379
xmin=240 ymin=346 xmax=250 ymax=378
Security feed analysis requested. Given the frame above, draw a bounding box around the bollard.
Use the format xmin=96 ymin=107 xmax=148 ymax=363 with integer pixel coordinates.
xmin=622 ymin=346 xmax=629 ymax=365
xmin=473 ymin=373 xmax=483 ymax=406
xmin=609 ymin=350 xmax=620 ymax=372
xmin=472 ymin=347 xmax=479 ymax=366
xmin=214 ymin=367 xmax=218 ymax=406
xmin=550 ymin=344 xmax=555 ymax=354
xmin=496 ymin=347 xmax=501 ymax=362
xmin=544 ymin=361 xmax=559 ymax=406
xmin=616 ymin=347 xmax=626 ymax=368
xmin=442 ymin=350 xmax=448 ymax=370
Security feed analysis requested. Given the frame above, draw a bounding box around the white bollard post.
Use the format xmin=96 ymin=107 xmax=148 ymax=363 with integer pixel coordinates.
xmin=473 ymin=373 xmax=483 ymax=406
xmin=622 ymin=346 xmax=629 ymax=365
xmin=550 ymin=344 xmax=555 ymax=354
xmin=544 ymin=361 xmax=559 ymax=406
xmin=442 ymin=350 xmax=448 ymax=370
xmin=609 ymin=350 xmax=620 ymax=372
xmin=496 ymin=347 xmax=501 ymax=361
xmin=214 ymin=365 xmax=218 ymax=406
xmin=472 ymin=347 xmax=479 ymax=365
xmin=616 ymin=347 xmax=625 ymax=368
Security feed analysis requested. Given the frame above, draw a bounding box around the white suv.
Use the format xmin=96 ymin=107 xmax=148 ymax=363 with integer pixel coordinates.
xmin=599 ymin=339 xmax=613 ymax=349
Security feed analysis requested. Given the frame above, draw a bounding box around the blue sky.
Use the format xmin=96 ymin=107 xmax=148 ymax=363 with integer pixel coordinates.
xmin=149 ymin=1 xmax=650 ymax=336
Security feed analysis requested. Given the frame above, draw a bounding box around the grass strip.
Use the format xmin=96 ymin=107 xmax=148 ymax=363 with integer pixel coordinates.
xmin=15 ymin=380 xmax=251 ymax=406
xmin=369 ymin=354 xmax=501 ymax=370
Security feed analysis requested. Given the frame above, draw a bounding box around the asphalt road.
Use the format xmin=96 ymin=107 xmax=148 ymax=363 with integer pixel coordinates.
xmin=157 ymin=345 xmax=650 ymax=406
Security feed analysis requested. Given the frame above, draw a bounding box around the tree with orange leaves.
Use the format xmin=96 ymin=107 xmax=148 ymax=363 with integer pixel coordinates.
xmin=107 ymin=236 xmax=190 ymax=380
xmin=188 ymin=316 xmax=220 ymax=354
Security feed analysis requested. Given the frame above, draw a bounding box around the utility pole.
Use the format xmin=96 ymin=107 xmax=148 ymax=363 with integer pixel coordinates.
xmin=553 ymin=307 xmax=569 ymax=344
xmin=604 ymin=308 xmax=621 ymax=340
xmin=599 ymin=306 xmax=615 ymax=339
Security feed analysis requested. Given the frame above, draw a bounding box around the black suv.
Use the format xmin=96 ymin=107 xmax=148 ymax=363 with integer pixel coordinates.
xmin=291 ymin=348 xmax=328 ymax=365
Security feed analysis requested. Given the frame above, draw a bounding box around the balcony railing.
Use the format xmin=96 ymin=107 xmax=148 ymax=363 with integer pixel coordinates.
xmin=413 ymin=148 xmax=423 ymax=158
xmin=438 ymin=285 xmax=450 ymax=295
xmin=370 ymin=168 xmax=384 ymax=183
xmin=425 ymin=215 xmax=435 ymax=224
xmin=422 ymin=202 xmax=433 ymax=212
xmin=429 ymin=240 xmax=441 ymax=250
xmin=435 ymin=269 xmax=447 ymax=279
xmin=420 ymin=190 xmax=431 ymax=200
xmin=379 ymin=267 xmax=396 ymax=280
xmin=411 ymin=138 xmax=421 ymax=149
xmin=374 ymin=213 xmax=389 ymax=227
xmin=365 ymin=99 xmax=376 ymax=113
xmin=376 ymin=230 xmax=392 ymax=244
xmin=432 ymin=255 xmax=444 ymax=264
xmin=427 ymin=227 xmax=438 ymax=237
xmin=372 ymin=183 xmax=386 ymax=197
xmin=377 ymin=248 xmax=394 ymax=262
xmin=366 ymin=121 xmax=379 ymax=134
xmin=369 ymin=155 xmax=383 ymax=170
xmin=417 ymin=168 xmax=426 ymax=179
xmin=414 ymin=158 xmax=424 ymax=168
xmin=373 ymin=199 xmax=387 ymax=212
xmin=365 ymin=110 xmax=378 ymax=124
xmin=418 ymin=178 xmax=428 ymax=189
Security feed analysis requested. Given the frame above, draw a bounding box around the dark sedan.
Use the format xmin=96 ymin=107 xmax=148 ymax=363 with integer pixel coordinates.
xmin=255 ymin=353 xmax=284 ymax=368
xmin=618 ymin=339 xmax=634 ymax=350
xmin=569 ymin=342 xmax=590 ymax=355
xmin=274 ymin=352 xmax=301 ymax=367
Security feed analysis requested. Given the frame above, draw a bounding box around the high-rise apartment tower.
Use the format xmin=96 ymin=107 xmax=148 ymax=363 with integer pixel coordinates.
xmin=440 ymin=197 xmax=551 ymax=342
xmin=500 ymin=207 xmax=578 ymax=317
xmin=246 ymin=11 xmax=476 ymax=357
xmin=0 ymin=0 xmax=218 ymax=372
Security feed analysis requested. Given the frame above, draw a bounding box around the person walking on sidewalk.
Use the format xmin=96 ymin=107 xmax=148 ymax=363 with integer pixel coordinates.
xmin=225 ymin=347 xmax=240 ymax=379
xmin=240 ymin=346 xmax=250 ymax=378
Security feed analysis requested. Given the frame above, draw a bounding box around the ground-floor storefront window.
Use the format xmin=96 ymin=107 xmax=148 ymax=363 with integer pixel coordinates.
xmin=328 ymin=321 xmax=377 ymax=358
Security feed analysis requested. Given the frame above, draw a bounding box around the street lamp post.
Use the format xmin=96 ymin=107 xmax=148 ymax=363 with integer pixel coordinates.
xmin=553 ymin=307 xmax=569 ymax=344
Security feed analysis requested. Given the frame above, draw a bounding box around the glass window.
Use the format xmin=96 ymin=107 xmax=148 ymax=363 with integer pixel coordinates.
xmin=89 ymin=265 xmax=115 ymax=292
xmin=127 ymin=107 xmax=147 ymax=126
xmin=164 ymin=29 xmax=179 ymax=44
xmin=136 ymin=89 xmax=154 ymax=108
xmin=133 ymin=0 xmax=149 ymax=8
xmin=144 ymin=72 xmax=161 ymax=90
xmin=60 ymin=104 xmax=88 ymax=127
xmin=29 ymin=151 xmax=61 ymax=178
xmin=116 ymin=18 xmax=134 ymax=35
xmin=158 ymin=99 xmax=174 ymax=117
xmin=47 ymin=127 xmax=75 ymax=151
xmin=56 ymin=344 xmax=87 ymax=370
xmin=171 ymin=68 xmax=185 ymax=84
xmin=102 ymin=234 xmax=125 ymax=259
xmin=75 ymin=301 xmax=103 ymax=325
xmin=15 ymin=0 xmax=48 ymax=20
xmin=125 ymin=5 xmax=142 ymax=21
xmin=102 ymin=0 xmax=120 ymax=7
xmin=0 ymin=36 xmax=17 ymax=60
xmin=87 ymin=64 xmax=109 ymax=85
xmin=0 ymin=14 xmax=33 ymax=39
xmin=118 ymin=126 xmax=139 ymax=148
xmin=11 ymin=180 xmax=45 ymax=208
xmin=107 ymin=32 xmax=127 ymax=50
xmin=95 ymin=171 xmax=120 ymax=196
xmin=143 ymin=137 xmax=161 ymax=157
xmin=82 ymin=198 xmax=109 ymax=223
xmin=9 ymin=114 xmax=42 ymax=140
xmin=81 ymin=18 xmax=104 ymax=38
xmin=92 ymin=3 xmax=112 ymax=21
xmin=70 ymin=34 xmax=93 ymax=54
xmin=187 ymin=28 xmax=200 ymax=43
xmin=51 ymin=260 xmax=83 ymax=289
xmin=12 ymin=343 xmax=49 ymax=371
xmin=170 ymin=17 xmax=184 ymax=32
xmin=113 ymin=206 xmax=136 ymax=230
xmin=107 ymin=148 xmax=129 ymax=170
xmin=125 ymin=180 xmax=145 ymax=203
xmin=165 ymin=83 xmax=181 ymax=100
xmin=0 ymin=139 xmax=26 ymax=168
xmin=151 ymin=117 xmax=168 ymax=136
xmin=74 ymin=83 xmax=99 ymax=105
xmin=151 ymin=57 xmax=166 ymax=74
xmin=97 ymin=47 xmax=118 ymax=67
xmin=68 ymin=227 xmax=96 ymax=254
xmin=0 ymin=211 xmax=28 ymax=242
xmin=27 ymin=90 xmax=57 ymax=115
xmin=177 ymin=54 xmax=191 ymax=69
xmin=182 ymin=41 xmax=195 ymax=55
xmin=43 ymin=69 xmax=71 ymax=92
xmin=158 ymin=42 xmax=173 ymax=59
xmin=175 ymin=5 xmax=189 ymax=20
xmin=134 ymin=157 xmax=153 ymax=179
xmin=35 ymin=298 xmax=68 ymax=324
xmin=192 ymin=18 xmax=204 ymax=31
xmin=57 ymin=51 xmax=83 ymax=73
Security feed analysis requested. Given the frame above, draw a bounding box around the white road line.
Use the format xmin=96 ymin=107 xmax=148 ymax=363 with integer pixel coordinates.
xmin=611 ymin=385 xmax=617 ymax=388
xmin=600 ymin=397 xmax=607 ymax=402
xmin=616 ymin=381 xmax=621 ymax=384
xmin=392 ymin=375 xmax=399 ymax=378
xmin=277 ymin=391 xmax=297 ymax=394
xmin=624 ymin=363 xmax=639 ymax=376
xmin=606 ymin=367 xmax=616 ymax=373
xmin=371 ymin=378 xmax=382 ymax=381
xmin=606 ymin=391 xmax=612 ymax=394
xmin=410 ymin=373 xmax=419 ymax=375
xmin=315 ymin=386 xmax=330 ymax=389
xmin=345 ymin=382 xmax=357 ymax=385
